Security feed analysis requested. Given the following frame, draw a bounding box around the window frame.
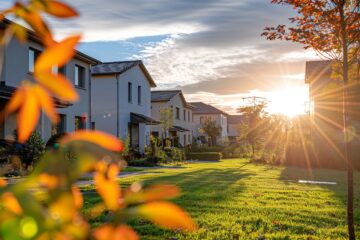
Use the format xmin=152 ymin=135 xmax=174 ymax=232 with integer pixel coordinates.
xmin=176 ymin=107 xmax=180 ymax=120
xmin=137 ymin=85 xmax=141 ymax=105
xmin=75 ymin=65 xmax=86 ymax=89
xmin=28 ymin=48 xmax=41 ymax=73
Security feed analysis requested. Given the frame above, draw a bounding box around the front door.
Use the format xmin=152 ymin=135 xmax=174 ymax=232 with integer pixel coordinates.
xmin=129 ymin=124 xmax=139 ymax=148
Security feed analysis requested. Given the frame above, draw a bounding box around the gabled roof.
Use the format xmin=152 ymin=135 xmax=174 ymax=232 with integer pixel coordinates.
xmin=0 ymin=19 xmax=101 ymax=65
xmin=227 ymin=115 xmax=244 ymax=124
xmin=92 ymin=60 xmax=156 ymax=87
xmin=190 ymin=102 xmax=228 ymax=115
xmin=151 ymin=90 xmax=194 ymax=109
xmin=305 ymin=60 xmax=333 ymax=84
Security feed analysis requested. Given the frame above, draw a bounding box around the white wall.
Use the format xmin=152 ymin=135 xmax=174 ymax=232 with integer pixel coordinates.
xmin=193 ymin=113 xmax=228 ymax=144
xmin=92 ymin=65 xmax=152 ymax=153
xmin=151 ymin=93 xmax=194 ymax=146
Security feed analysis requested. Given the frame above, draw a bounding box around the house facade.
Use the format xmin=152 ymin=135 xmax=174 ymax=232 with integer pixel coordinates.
xmin=0 ymin=19 xmax=99 ymax=141
xmin=91 ymin=61 xmax=158 ymax=154
xmin=305 ymin=60 xmax=360 ymax=167
xmin=227 ymin=115 xmax=244 ymax=143
xmin=151 ymin=90 xmax=194 ymax=147
xmin=190 ymin=102 xmax=228 ymax=145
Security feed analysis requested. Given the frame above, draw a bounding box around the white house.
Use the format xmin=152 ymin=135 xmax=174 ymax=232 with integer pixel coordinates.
xmin=151 ymin=90 xmax=194 ymax=147
xmin=227 ymin=115 xmax=244 ymax=143
xmin=91 ymin=61 xmax=158 ymax=154
xmin=0 ymin=19 xmax=100 ymax=142
xmin=190 ymin=102 xmax=228 ymax=145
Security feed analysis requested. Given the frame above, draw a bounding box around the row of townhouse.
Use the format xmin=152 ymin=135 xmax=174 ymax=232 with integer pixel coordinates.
xmin=0 ymin=19 xmax=244 ymax=154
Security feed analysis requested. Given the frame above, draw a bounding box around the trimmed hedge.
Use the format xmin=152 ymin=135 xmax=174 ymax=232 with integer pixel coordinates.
xmin=187 ymin=152 xmax=222 ymax=161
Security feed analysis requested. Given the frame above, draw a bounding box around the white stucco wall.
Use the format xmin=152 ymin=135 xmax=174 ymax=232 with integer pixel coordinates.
xmin=92 ymin=65 xmax=152 ymax=153
xmin=151 ymin=93 xmax=194 ymax=146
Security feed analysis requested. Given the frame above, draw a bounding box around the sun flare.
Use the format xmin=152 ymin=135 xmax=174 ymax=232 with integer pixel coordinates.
xmin=267 ymin=87 xmax=309 ymax=117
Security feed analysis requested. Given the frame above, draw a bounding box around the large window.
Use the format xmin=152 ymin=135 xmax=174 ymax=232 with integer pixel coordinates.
xmin=75 ymin=65 xmax=85 ymax=88
xmin=176 ymin=107 xmax=180 ymax=119
xmin=28 ymin=48 xmax=41 ymax=73
xmin=183 ymin=110 xmax=186 ymax=121
xmin=128 ymin=82 xmax=132 ymax=103
xmin=51 ymin=114 xmax=66 ymax=135
xmin=75 ymin=116 xmax=86 ymax=130
xmin=137 ymin=85 xmax=141 ymax=105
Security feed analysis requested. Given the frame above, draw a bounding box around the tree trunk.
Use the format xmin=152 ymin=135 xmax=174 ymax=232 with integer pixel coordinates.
xmin=340 ymin=3 xmax=355 ymax=239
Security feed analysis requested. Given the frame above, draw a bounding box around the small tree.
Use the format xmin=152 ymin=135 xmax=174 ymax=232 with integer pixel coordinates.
xmin=238 ymin=103 xmax=269 ymax=157
xmin=200 ymin=118 xmax=222 ymax=146
xmin=160 ymin=108 xmax=173 ymax=139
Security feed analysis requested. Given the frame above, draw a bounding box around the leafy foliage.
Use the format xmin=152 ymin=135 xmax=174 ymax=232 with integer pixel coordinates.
xmin=199 ymin=118 xmax=222 ymax=146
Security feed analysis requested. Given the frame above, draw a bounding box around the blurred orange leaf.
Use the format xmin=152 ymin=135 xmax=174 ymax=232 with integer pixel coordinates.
xmin=17 ymin=85 xmax=40 ymax=143
xmin=124 ymin=184 xmax=180 ymax=204
xmin=49 ymin=193 xmax=76 ymax=222
xmin=35 ymin=72 xmax=78 ymax=102
xmin=35 ymin=35 xmax=81 ymax=73
xmin=10 ymin=23 xmax=27 ymax=43
xmin=0 ymin=179 xmax=7 ymax=187
xmin=1 ymin=192 xmax=22 ymax=215
xmin=60 ymin=130 xmax=123 ymax=152
xmin=33 ymin=85 xmax=59 ymax=123
xmin=38 ymin=173 xmax=59 ymax=189
xmin=93 ymin=225 xmax=139 ymax=240
xmin=94 ymin=163 xmax=121 ymax=211
xmin=41 ymin=0 xmax=78 ymax=18
xmin=4 ymin=87 xmax=24 ymax=114
xmin=136 ymin=201 xmax=197 ymax=231
xmin=72 ymin=186 xmax=83 ymax=209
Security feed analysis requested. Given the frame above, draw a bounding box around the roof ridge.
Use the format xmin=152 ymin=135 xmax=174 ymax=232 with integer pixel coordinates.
xmin=99 ymin=60 xmax=142 ymax=65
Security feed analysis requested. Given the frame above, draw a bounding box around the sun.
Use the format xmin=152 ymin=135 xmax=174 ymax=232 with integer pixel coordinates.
xmin=267 ymin=87 xmax=309 ymax=117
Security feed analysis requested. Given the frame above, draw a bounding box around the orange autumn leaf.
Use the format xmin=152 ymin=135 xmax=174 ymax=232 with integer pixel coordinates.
xmin=35 ymin=35 xmax=81 ymax=73
xmin=124 ymin=184 xmax=180 ymax=204
xmin=72 ymin=186 xmax=83 ymax=209
xmin=42 ymin=0 xmax=78 ymax=18
xmin=33 ymin=85 xmax=59 ymax=123
xmin=93 ymin=225 xmax=139 ymax=240
xmin=10 ymin=23 xmax=27 ymax=43
xmin=35 ymin=72 xmax=78 ymax=102
xmin=136 ymin=201 xmax=197 ymax=231
xmin=38 ymin=173 xmax=59 ymax=189
xmin=60 ymin=130 xmax=123 ymax=152
xmin=1 ymin=192 xmax=22 ymax=215
xmin=94 ymin=164 xmax=121 ymax=211
xmin=0 ymin=179 xmax=7 ymax=187
xmin=4 ymin=87 xmax=24 ymax=114
xmin=18 ymin=86 xmax=40 ymax=143
xmin=49 ymin=193 xmax=76 ymax=222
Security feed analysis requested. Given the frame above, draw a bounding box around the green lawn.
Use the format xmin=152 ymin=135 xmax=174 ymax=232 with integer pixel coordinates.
xmin=83 ymin=159 xmax=360 ymax=240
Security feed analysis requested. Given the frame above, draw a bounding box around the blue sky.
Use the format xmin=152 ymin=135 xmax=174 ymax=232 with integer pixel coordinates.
xmin=0 ymin=0 xmax=320 ymax=114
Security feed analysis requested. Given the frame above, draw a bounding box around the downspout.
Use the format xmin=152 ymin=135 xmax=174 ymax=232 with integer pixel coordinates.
xmin=88 ymin=65 xmax=92 ymax=129
xmin=116 ymin=73 xmax=120 ymax=138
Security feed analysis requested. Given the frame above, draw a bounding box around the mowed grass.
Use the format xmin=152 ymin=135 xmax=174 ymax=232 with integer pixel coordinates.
xmin=83 ymin=159 xmax=360 ymax=239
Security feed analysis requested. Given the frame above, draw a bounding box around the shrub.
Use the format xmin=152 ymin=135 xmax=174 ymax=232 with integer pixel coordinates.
xmin=11 ymin=131 xmax=45 ymax=170
xmin=127 ymin=158 xmax=158 ymax=167
xmin=187 ymin=152 xmax=222 ymax=161
xmin=164 ymin=147 xmax=185 ymax=164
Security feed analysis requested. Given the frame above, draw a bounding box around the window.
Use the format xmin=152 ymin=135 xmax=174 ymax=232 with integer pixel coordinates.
xmin=91 ymin=122 xmax=96 ymax=130
xmin=59 ymin=65 xmax=66 ymax=75
xmin=28 ymin=48 xmax=41 ymax=73
xmin=51 ymin=114 xmax=66 ymax=135
xmin=75 ymin=116 xmax=86 ymax=130
xmin=137 ymin=86 xmax=141 ymax=105
xmin=176 ymin=107 xmax=180 ymax=119
xmin=188 ymin=112 xmax=191 ymax=122
xmin=75 ymin=65 xmax=85 ymax=88
xmin=128 ymin=82 xmax=132 ymax=103
xmin=183 ymin=110 xmax=186 ymax=121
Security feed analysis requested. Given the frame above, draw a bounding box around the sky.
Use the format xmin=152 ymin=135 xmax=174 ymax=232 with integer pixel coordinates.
xmin=1 ymin=0 xmax=321 ymax=115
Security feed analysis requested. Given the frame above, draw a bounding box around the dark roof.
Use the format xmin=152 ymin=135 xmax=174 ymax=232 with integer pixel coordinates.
xmin=92 ymin=61 xmax=156 ymax=87
xmin=170 ymin=125 xmax=190 ymax=132
xmin=0 ymin=19 xmax=101 ymax=65
xmin=305 ymin=60 xmax=333 ymax=84
xmin=130 ymin=112 xmax=160 ymax=125
xmin=190 ymin=102 xmax=228 ymax=115
xmin=151 ymin=90 xmax=194 ymax=109
xmin=151 ymin=90 xmax=181 ymax=102
xmin=227 ymin=115 xmax=244 ymax=124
